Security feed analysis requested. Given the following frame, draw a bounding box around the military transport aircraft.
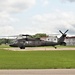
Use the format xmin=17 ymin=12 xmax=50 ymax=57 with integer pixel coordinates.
xmin=9 ymin=30 xmax=68 ymax=49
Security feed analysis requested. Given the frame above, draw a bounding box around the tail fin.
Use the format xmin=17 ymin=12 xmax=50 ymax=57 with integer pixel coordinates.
xmin=57 ymin=30 xmax=68 ymax=45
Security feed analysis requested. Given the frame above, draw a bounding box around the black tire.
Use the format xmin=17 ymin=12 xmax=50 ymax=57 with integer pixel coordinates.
xmin=20 ymin=46 xmax=25 ymax=49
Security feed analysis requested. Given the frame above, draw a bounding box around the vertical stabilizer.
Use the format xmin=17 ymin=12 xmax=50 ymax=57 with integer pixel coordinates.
xmin=57 ymin=30 xmax=68 ymax=45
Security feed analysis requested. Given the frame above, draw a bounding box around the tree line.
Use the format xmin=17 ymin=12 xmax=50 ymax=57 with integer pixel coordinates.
xmin=0 ymin=33 xmax=48 ymax=45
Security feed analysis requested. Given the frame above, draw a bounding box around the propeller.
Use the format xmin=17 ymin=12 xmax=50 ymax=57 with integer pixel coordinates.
xmin=59 ymin=30 xmax=69 ymax=35
xmin=59 ymin=30 xmax=63 ymax=34
xmin=64 ymin=30 xmax=69 ymax=34
xmin=19 ymin=34 xmax=33 ymax=38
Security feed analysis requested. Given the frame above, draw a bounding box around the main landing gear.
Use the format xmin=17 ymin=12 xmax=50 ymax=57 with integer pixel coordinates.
xmin=53 ymin=46 xmax=57 ymax=49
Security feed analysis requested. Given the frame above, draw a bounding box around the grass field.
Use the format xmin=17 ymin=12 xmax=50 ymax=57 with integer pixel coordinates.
xmin=0 ymin=45 xmax=75 ymax=69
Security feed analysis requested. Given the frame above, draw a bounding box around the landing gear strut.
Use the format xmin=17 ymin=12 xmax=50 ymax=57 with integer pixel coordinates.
xmin=54 ymin=46 xmax=57 ymax=49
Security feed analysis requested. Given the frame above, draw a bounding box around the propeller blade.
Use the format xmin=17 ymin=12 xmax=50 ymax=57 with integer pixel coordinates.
xmin=64 ymin=30 xmax=69 ymax=34
xmin=59 ymin=30 xmax=63 ymax=34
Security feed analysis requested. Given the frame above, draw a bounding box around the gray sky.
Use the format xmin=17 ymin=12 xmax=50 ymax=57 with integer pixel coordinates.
xmin=0 ymin=0 xmax=75 ymax=36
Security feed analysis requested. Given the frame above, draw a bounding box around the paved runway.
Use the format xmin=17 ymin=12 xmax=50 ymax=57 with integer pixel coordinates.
xmin=0 ymin=69 xmax=75 ymax=75
xmin=4 ymin=47 xmax=75 ymax=51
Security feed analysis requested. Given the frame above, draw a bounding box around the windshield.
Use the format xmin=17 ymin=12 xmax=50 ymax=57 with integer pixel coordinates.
xmin=10 ymin=39 xmax=18 ymax=44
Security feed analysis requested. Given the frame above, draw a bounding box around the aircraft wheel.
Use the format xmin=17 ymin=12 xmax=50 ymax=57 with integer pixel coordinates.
xmin=20 ymin=46 xmax=25 ymax=49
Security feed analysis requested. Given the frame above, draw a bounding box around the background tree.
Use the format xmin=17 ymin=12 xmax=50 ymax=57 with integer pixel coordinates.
xmin=33 ymin=33 xmax=48 ymax=38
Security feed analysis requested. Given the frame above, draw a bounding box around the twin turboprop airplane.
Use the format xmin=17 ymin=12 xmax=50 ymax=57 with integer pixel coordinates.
xmin=9 ymin=30 xmax=68 ymax=49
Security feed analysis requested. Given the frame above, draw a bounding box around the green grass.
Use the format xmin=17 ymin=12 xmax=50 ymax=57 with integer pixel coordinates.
xmin=0 ymin=48 xmax=75 ymax=69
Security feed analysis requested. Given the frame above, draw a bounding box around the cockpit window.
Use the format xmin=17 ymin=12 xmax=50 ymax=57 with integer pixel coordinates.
xmin=10 ymin=39 xmax=18 ymax=44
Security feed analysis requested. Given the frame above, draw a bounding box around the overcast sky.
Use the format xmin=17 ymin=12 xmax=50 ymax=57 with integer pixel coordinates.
xmin=0 ymin=0 xmax=75 ymax=36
